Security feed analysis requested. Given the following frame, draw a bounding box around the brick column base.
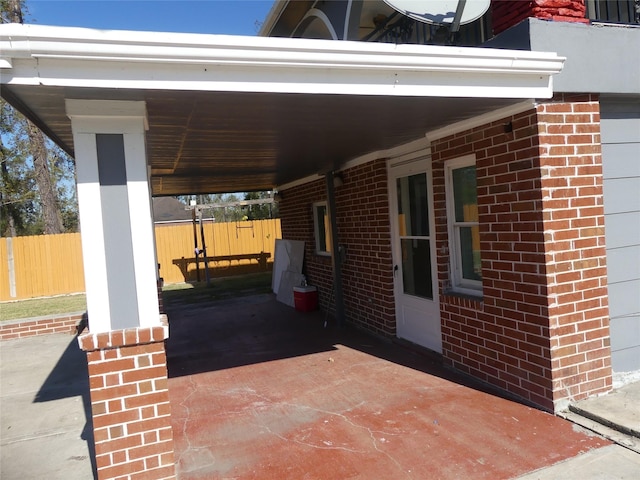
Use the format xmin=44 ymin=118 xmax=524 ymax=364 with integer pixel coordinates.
xmin=78 ymin=320 xmax=176 ymax=480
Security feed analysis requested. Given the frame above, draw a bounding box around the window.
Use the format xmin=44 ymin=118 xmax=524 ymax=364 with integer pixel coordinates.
xmin=313 ymin=202 xmax=331 ymax=255
xmin=445 ymin=155 xmax=482 ymax=294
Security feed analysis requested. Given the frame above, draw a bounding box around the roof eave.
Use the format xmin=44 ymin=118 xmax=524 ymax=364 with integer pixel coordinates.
xmin=0 ymin=23 xmax=565 ymax=99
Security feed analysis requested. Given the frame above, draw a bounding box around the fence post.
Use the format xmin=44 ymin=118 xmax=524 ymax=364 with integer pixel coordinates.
xmin=6 ymin=237 xmax=17 ymax=298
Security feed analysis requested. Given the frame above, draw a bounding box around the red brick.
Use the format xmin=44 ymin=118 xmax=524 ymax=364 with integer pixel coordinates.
xmin=90 ymin=384 xmax=139 ymax=403
xmin=98 ymin=459 xmax=146 ymax=479
xmin=143 ymin=431 xmax=158 ymax=445
xmin=128 ymin=440 xmax=174 ymax=461
xmin=92 ymin=426 xmax=109 ymax=443
xmin=126 ymin=417 xmax=173 ymax=435
xmin=92 ymin=408 xmax=141 ymax=429
xmin=130 ymin=465 xmax=176 ymax=480
xmin=88 ymin=358 xmax=136 ymax=376
xmin=122 ymin=366 xmax=168 ymax=384
xmin=124 ymin=392 xmax=168 ymax=408
xmin=95 ymin=453 xmax=111 ymax=469
xmin=112 ymin=450 xmax=127 ymax=465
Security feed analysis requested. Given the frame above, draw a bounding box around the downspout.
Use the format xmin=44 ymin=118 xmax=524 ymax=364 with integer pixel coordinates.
xmin=325 ymin=171 xmax=345 ymax=327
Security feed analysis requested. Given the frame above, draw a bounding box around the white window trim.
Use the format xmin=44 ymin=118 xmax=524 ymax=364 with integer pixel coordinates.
xmin=313 ymin=201 xmax=331 ymax=256
xmin=445 ymin=154 xmax=482 ymax=296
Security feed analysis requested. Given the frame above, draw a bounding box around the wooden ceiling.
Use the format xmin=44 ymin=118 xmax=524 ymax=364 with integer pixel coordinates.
xmin=4 ymin=84 xmax=521 ymax=195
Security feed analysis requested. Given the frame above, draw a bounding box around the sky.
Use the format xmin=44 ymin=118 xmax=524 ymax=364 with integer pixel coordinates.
xmin=24 ymin=0 xmax=275 ymax=36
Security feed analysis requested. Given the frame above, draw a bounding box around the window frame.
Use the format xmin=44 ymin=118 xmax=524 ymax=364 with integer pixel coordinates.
xmin=312 ymin=201 xmax=331 ymax=256
xmin=444 ymin=154 xmax=482 ymax=296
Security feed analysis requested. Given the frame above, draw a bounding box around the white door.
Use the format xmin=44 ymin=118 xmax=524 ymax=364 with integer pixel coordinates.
xmin=389 ymin=156 xmax=441 ymax=353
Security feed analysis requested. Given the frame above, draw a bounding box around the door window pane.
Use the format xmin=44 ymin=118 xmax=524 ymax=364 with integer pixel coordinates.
xmin=401 ymin=239 xmax=433 ymax=300
xmin=397 ymin=174 xmax=429 ymax=237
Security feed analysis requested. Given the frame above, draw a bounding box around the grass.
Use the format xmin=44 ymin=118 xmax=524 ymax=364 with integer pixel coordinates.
xmin=0 ymin=294 xmax=87 ymax=322
xmin=0 ymin=272 xmax=273 ymax=321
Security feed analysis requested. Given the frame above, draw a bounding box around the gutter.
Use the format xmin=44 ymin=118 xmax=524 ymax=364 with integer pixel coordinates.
xmin=1 ymin=23 xmax=564 ymax=77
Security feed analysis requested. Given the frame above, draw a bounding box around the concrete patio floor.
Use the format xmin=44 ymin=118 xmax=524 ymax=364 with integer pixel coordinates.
xmin=165 ymin=293 xmax=611 ymax=480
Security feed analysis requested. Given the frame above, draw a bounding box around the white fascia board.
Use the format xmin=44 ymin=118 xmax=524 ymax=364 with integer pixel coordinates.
xmin=1 ymin=23 xmax=565 ymax=98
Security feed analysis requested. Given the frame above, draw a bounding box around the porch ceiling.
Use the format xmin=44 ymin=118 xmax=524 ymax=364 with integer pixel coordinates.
xmin=3 ymin=84 xmax=520 ymax=195
xmin=0 ymin=24 xmax=565 ymax=196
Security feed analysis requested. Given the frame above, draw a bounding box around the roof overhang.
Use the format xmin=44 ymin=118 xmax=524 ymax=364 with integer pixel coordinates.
xmin=0 ymin=24 xmax=564 ymax=195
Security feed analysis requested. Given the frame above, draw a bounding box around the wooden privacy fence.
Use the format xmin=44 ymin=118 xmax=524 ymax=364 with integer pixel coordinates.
xmin=0 ymin=233 xmax=85 ymax=302
xmin=0 ymin=219 xmax=281 ymax=301
xmin=155 ymin=219 xmax=281 ymax=284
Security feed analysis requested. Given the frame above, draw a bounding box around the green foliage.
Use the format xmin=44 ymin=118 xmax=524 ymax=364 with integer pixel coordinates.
xmin=1 ymin=100 xmax=38 ymax=235
xmin=178 ymin=191 xmax=277 ymax=223
xmin=1 ymin=0 xmax=77 ymax=236
xmin=244 ymin=191 xmax=278 ymax=220
xmin=0 ymin=99 xmax=78 ymax=236
xmin=0 ymin=0 xmax=29 ymax=24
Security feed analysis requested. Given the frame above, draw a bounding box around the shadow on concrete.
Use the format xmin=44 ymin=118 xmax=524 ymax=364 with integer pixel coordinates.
xmin=164 ymin=294 xmax=612 ymax=480
xmin=169 ymin=257 xmax=272 ymax=283
xmin=33 ymin=313 xmax=97 ymax=479
xmin=164 ymin=293 xmax=502 ymax=399
xmin=165 ymin=294 xmax=339 ymax=377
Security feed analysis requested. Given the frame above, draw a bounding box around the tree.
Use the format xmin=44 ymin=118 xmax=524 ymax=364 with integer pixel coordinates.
xmin=175 ymin=192 xmax=277 ymax=223
xmin=1 ymin=100 xmax=38 ymax=236
xmin=1 ymin=0 xmax=23 ymax=23
xmin=1 ymin=0 xmax=77 ymax=236
xmin=244 ymin=191 xmax=278 ymax=220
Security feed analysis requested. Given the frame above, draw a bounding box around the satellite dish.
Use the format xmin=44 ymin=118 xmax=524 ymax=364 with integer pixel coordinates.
xmin=383 ymin=0 xmax=490 ymax=29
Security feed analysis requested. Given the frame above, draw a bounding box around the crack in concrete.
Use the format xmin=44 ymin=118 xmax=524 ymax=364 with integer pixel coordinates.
xmin=177 ymin=380 xmax=415 ymax=477
xmin=175 ymin=375 xmax=207 ymax=468
xmin=251 ymin=393 xmax=414 ymax=478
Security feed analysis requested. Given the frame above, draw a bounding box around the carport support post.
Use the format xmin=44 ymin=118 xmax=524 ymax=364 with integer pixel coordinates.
xmin=66 ymin=100 xmax=177 ymax=480
xmin=326 ymin=171 xmax=345 ymax=327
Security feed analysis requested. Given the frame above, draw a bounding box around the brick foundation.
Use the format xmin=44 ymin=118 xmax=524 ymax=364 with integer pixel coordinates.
xmin=78 ymin=323 xmax=176 ymax=480
xmin=0 ymin=312 xmax=85 ymax=340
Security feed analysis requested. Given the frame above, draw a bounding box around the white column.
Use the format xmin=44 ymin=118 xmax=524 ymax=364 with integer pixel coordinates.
xmin=67 ymin=99 xmax=160 ymax=333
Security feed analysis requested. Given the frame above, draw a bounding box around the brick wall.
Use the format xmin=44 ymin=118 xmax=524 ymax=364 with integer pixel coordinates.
xmin=432 ymin=109 xmax=555 ymax=409
xmin=78 ymin=325 xmax=176 ymax=480
xmin=278 ymin=178 xmax=334 ymax=313
xmin=337 ymin=161 xmax=396 ymax=336
xmin=279 ymin=97 xmax=610 ymax=411
xmin=491 ymin=0 xmax=588 ymax=35
xmin=431 ymin=95 xmax=611 ymax=411
xmin=0 ymin=312 xmax=84 ymax=340
xmin=537 ymin=94 xmax=611 ymax=408
xmin=279 ymin=159 xmax=395 ymax=337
